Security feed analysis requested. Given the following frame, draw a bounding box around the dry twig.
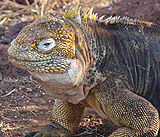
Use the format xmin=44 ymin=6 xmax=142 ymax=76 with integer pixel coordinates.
xmin=1 ymin=89 xmax=17 ymax=97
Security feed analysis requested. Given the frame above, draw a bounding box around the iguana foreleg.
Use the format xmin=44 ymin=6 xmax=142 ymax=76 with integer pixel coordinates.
xmin=85 ymin=84 xmax=159 ymax=137
xmin=25 ymin=99 xmax=85 ymax=137
xmin=51 ymin=99 xmax=85 ymax=134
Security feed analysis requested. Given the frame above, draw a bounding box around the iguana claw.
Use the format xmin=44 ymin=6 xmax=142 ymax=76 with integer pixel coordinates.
xmin=24 ymin=123 xmax=72 ymax=137
xmin=25 ymin=131 xmax=39 ymax=137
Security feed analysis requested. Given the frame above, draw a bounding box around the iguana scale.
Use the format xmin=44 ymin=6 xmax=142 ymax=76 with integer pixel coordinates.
xmin=8 ymin=4 xmax=160 ymax=137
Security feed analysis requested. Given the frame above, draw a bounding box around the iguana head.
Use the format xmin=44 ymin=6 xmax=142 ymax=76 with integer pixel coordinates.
xmin=8 ymin=5 xmax=90 ymax=104
xmin=8 ymin=15 xmax=76 ymax=73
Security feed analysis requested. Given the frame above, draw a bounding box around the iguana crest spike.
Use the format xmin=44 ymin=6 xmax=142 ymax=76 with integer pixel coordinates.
xmin=87 ymin=7 xmax=93 ymax=18
xmin=81 ymin=8 xmax=89 ymax=19
xmin=98 ymin=15 xmax=105 ymax=23
xmin=63 ymin=3 xmax=80 ymax=18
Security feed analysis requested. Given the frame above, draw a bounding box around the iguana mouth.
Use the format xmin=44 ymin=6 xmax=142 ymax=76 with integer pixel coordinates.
xmin=8 ymin=56 xmax=69 ymax=73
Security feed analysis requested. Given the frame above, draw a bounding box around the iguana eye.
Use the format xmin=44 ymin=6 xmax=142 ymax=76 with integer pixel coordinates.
xmin=38 ymin=38 xmax=56 ymax=51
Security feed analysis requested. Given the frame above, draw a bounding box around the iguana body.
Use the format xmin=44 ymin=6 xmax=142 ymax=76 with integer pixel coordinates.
xmin=8 ymin=5 xmax=160 ymax=137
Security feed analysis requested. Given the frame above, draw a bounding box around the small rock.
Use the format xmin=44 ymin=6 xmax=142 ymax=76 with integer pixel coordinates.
xmin=26 ymin=88 xmax=33 ymax=92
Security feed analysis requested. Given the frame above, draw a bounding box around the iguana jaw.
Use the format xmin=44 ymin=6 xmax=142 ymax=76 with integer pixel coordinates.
xmin=8 ymin=55 xmax=70 ymax=74
xmin=28 ymin=58 xmax=86 ymax=104
xmin=29 ymin=58 xmax=84 ymax=85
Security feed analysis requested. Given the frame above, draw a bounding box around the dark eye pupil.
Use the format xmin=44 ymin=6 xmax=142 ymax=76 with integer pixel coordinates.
xmin=22 ymin=45 xmax=27 ymax=48
xmin=44 ymin=43 xmax=51 ymax=47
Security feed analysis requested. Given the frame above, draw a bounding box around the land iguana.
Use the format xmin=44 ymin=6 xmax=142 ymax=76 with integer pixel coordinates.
xmin=7 ymin=4 xmax=160 ymax=137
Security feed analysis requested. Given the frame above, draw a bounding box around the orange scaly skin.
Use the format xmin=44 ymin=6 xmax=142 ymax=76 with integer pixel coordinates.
xmin=8 ymin=4 xmax=160 ymax=137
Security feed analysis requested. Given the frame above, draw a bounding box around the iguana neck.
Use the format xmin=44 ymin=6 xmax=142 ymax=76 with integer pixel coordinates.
xmin=64 ymin=18 xmax=108 ymax=91
xmin=65 ymin=18 xmax=107 ymax=70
